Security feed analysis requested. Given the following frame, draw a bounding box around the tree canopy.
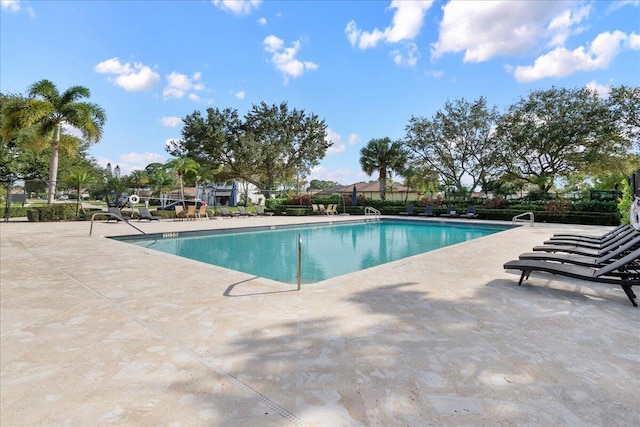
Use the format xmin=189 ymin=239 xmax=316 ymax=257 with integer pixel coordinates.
xmin=170 ymin=101 xmax=330 ymax=197
xmin=359 ymin=137 xmax=407 ymax=201
xmin=1 ymin=80 xmax=106 ymax=204
xmin=404 ymin=97 xmax=501 ymax=197
xmin=495 ymin=86 xmax=631 ymax=193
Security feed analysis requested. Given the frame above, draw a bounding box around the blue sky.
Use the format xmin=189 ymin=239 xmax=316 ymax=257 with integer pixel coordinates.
xmin=2 ymin=0 xmax=639 ymax=185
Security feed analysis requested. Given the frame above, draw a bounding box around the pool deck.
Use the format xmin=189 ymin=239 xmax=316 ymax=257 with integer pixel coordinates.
xmin=1 ymin=215 xmax=638 ymax=426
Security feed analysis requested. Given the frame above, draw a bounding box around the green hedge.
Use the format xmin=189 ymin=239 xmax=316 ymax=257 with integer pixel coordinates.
xmin=27 ymin=204 xmax=77 ymax=222
xmin=1 ymin=205 xmax=29 ymax=218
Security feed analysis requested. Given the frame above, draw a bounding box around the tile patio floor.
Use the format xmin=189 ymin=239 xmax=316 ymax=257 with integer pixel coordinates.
xmin=1 ymin=215 xmax=638 ymax=426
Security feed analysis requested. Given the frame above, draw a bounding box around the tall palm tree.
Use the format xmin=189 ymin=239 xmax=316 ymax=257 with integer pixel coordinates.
xmin=5 ymin=80 xmax=106 ymax=204
xmin=359 ymin=137 xmax=407 ymax=201
xmin=166 ymin=156 xmax=199 ymax=208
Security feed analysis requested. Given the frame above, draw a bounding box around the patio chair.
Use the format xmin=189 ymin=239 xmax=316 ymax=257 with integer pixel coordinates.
xmin=539 ymin=228 xmax=639 ymax=250
xmin=418 ymin=206 xmax=434 ymax=217
xmin=532 ymin=230 xmax=639 ymax=257
xmin=503 ymin=247 xmax=640 ymax=306
xmin=440 ymin=206 xmax=459 ymax=217
xmin=174 ymin=205 xmax=186 ymax=221
xmin=518 ymin=235 xmax=640 ymax=268
xmin=219 ymin=207 xmax=239 ymax=218
xmin=186 ymin=205 xmax=198 ymax=220
xmin=326 ymin=204 xmax=338 ymax=215
xmin=311 ymin=204 xmax=322 ymax=215
xmin=138 ymin=208 xmax=160 ymax=222
xmin=255 ymin=205 xmax=274 ymax=216
xmin=318 ymin=204 xmax=328 ymax=215
xmin=237 ymin=206 xmax=256 ymax=217
xmin=551 ymin=224 xmax=630 ymax=242
xmin=399 ymin=204 xmax=416 ymax=216
xmin=196 ymin=204 xmax=208 ymax=220
xmin=461 ymin=207 xmax=479 ymax=218
xmin=547 ymin=225 xmax=633 ymax=245
xmin=106 ymin=207 xmax=130 ymax=222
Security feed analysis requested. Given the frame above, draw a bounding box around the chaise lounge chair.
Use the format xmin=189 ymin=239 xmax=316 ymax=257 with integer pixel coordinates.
xmin=461 ymin=207 xmax=479 ymax=218
xmin=219 ymin=207 xmax=239 ymax=218
xmin=519 ymin=235 xmax=640 ymax=267
xmin=106 ymin=207 xmax=130 ymax=222
xmin=138 ymin=208 xmax=161 ymax=221
xmin=418 ymin=206 xmax=434 ymax=217
xmin=237 ymin=206 xmax=256 ymax=217
xmin=503 ymin=247 xmax=640 ymax=306
xmin=255 ymin=205 xmax=274 ymax=216
xmin=533 ymin=230 xmax=639 ymax=255
xmin=551 ymin=224 xmax=630 ymax=242
xmin=399 ymin=204 xmax=416 ymax=216
xmin=440 ymin=206 xmax=459 ymax=218
xmin=543 ymin=227 xmax=636 ymax=248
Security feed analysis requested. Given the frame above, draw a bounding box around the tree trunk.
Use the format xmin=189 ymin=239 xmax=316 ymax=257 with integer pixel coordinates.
xmin=379 ymin=169 xmax=387 ymax=201
xmin=47 ymin=126 xmax=61 ymax=205
xmin=3 ymin=179 xmax=13 ymax=222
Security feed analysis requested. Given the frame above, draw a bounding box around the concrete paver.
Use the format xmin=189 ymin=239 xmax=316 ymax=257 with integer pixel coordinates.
xmin=1 ymin=216 xmax=638 ymax=426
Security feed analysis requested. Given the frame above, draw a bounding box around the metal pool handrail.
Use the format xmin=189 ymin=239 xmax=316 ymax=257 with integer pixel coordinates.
xmin=512 ymin=211 xmax=534 ymax=227
xmin=365 ymin=206 xmax=381 ymax=221
xmin=89 ymin=212 xmax=146 ymax=236
xmin=297 ymin=233 xmax=302 ymax=290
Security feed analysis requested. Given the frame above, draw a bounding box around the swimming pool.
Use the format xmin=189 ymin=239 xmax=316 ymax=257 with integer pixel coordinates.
xmin=117 ymin=220 xmax=510 ymax=284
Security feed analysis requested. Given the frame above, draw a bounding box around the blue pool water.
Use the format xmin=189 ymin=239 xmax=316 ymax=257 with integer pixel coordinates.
xmin=121 ymin=220 xmax=510 ymax=284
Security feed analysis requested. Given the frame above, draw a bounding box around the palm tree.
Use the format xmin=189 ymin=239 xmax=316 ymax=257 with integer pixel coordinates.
xmin=359 ymin=137 xmax=407 ymax=201
xmin=166 ymin=156 xmax=199 ymax=208
xmin=4 ymin=80 xmax=106 ymax=204
xmin=64 ymin=169 xmax=95 ymax=219
xmin=129 ymin=169 xmax=147 ymax=195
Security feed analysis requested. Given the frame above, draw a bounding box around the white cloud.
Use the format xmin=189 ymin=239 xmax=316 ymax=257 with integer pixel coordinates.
xmin=585 ymin=80 xmax=611 ymax=99
xmin=1 ymin=0 xmax=20 ymax=12
xmin=391 ymin=42 xmax=419 ymax=67
xmin=95 ymin=152 xmax=166 ymax=176
xmin=513 ymin=30 xmax=631 ymax=82
xmin=347 ymin=133 xmax=360 ymax=145
xmin=431 ymin=1 xmax=578 ymax=62
xmin=1 ymin=0 xmax=35 ymax=17
xmin=546 ymin=4 xmax=590 ymax=47
xmin=121 ymin=152 xmax=166 ymax=165
xmin=424 ymin=69 xmax=444 ymax=78
xmin=160 ymin=116 xmax=182 ymax=127
xmin=263 ymin=35 xmax=318 ymax=83
xmin=95 ymin=57 xmax=160 ymax=91
xmin=257 ymin=17 xmax=266 ymax=25
xmin=163 ymin=71 xmax=205 ymax=100
xmin=606 ymin=0 xmax=640 ymax=13
xmin=628 ymin=32 xmax=640 ymax=49
xmin=212 ymin=0 xmax=261 ymax=15
xmin=234 ymin=90 xmax=245 ymax=99
xmin=310 ymin=165 xmax=366 ymax=186
xmin=326 ymin=128 xmax=345 ymax=155
xmin=345 ymin=1 xmax=434 ymax=50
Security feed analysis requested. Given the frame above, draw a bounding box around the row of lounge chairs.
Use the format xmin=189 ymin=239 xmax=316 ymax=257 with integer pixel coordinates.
xmin=105 ymin=205 xmax=274 ymax=222
xmin=218 ymin=205 xmax=274 ymax=218
xmin=311 ymin=204 xmax=338 ymax=215
xmin=399 ymin=205 xmax=479 ymax=218
xmin=503 ymin=224 xmax=640 ymax=306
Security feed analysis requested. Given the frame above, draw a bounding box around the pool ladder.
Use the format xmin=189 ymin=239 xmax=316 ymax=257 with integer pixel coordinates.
xmin=365 ymin=206 xmax=381 ymax=221
xmin=512 ymin=211 xmax=534 ymax=227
